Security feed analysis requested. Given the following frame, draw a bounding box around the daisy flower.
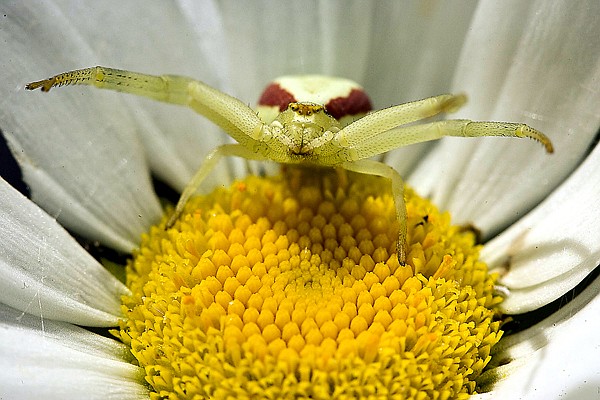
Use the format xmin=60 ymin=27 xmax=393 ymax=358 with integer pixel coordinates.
xmin=1 ymin=1 xmax=599 ymax=399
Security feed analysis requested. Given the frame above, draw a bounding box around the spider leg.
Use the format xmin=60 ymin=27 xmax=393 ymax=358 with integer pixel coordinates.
xmin=342 ymin=159 xmax=407 ymax=266
xmin=26 ymin=66 xmax=265 ymax=148
xmin=334 ymin=94 xmax=466 ymax=148
xmin=166 ymin=143 xmax=268 ymax=228
xmin=345 ymin=119 xmax=554 ymax=161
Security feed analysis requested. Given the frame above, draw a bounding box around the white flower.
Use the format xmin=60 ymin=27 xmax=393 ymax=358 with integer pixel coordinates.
xmin=1 ymin=1 xmax=599 ymax=398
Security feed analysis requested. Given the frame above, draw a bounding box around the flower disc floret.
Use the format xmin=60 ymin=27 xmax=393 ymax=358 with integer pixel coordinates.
xmin=117 ymin=169 xmax=502 ymax=399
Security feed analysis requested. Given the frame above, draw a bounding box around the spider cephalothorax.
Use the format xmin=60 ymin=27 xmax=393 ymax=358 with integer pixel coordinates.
xmin=27 ymin=67 xmax=553 ymax=264
xmin=254 ymin=75 xmax=372 ymax=163
xmin=261 ymin=102 xmax=340 ymax=159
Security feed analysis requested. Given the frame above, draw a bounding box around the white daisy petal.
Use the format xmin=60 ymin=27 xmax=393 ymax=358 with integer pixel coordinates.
xmin=0 ymin=304 xmax=147 ymax=400
xmin=365 ymin=1 xmax=477 ymax=103
xmin=217 ymin=1 xmax=475 ymax=102
xmin=47 ymin=0 xmax=231 ymax=191
xmin=218 ymin=1 xmax=326 ymax=99
xmin=480 ymin=141 xmax=600 ymax=313
xmin=473 ymin=274 xmax=600 ymax=399
xmin=216 ymin=0 xmax=377 ymax=100
xmin=410 ymin=0 xmax=600 ymax=236
xmin=0 ymin=2 xmax=163 ymax=252
xmin=372 ymin=1 xmax=477 ymax=175
xmin=0 ymin=177 xmax=128 ymax=327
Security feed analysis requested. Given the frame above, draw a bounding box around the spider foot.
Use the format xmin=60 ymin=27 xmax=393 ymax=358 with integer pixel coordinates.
xmin=397 ymin=241 xmax=407 ymax=266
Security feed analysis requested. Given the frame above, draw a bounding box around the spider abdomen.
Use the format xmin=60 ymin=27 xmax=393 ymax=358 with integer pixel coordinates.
xmin=257 ymin=75 xmax=372 ymax=126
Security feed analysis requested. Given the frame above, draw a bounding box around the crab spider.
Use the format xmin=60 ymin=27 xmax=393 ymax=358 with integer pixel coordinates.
xmin=26 ymin=67 xmax=553 ymax=265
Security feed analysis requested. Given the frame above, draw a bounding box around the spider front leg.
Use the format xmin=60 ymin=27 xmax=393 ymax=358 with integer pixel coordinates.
xmin=166 ymin=144 xmax=268 ymax=228
xmin=334 ymin=94 xmax=467 ymax=147
xmin=326 ymin=93 xmax=552 ymax=160
xmin=341 ymin=118 xmax=553 ymax=161
xmin=27 ymin=66 xmax=274 ymax=229
xmin=342 ymin=160 xmax=408 ymax=266
xmin=26 ymin=66 xmax=266 ymax=149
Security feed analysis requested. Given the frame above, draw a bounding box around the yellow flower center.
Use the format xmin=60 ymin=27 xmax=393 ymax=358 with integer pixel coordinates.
xmin=116 ymin=169 xmax=502 ymax=399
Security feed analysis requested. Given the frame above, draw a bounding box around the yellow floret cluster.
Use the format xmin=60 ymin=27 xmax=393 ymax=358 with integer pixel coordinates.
xmin=116 ymin=169 xmax=502 ymax=400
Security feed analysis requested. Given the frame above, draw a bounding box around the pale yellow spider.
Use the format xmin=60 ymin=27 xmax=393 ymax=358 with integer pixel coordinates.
xmin=26 ymin=67 xmax=554 ymax=265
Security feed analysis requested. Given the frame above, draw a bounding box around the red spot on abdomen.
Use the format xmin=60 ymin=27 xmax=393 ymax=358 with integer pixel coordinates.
xmin=325 ymin=89 xmax=372 ymax=120
xmin=258 ymin=83 xmax=296 ymax=111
